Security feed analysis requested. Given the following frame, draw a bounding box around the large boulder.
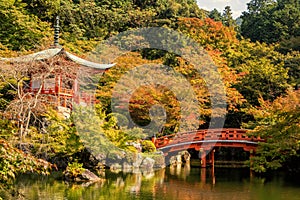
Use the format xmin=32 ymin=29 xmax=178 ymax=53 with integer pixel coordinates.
xmin=81 ymin=169 xmax=101 ymax=182
xmin=106 ymin=151 xmax=126 ymax=165
xmin=150 ymin=153 xmax=166 ymax=169
xmin=170 ymin=155 xmax=181 ymax=166
xmin=179 ymin=150 xmax=191 ymax=163
xmin=170 ymin=151 xmax=191 ymax=166
xmin=95 ymin=153 xmax=107 ymax=163
xmin=65 ymin=168 xmax=101 ymax=182
xmin=132 ymin=153 xmax=144 ymax=168
xmin=140 ymin=157 xmax=155 ymax=170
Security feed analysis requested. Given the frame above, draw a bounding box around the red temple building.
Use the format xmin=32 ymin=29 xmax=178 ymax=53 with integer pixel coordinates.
xmin=0 ymin=16 xmax=115 ymax=118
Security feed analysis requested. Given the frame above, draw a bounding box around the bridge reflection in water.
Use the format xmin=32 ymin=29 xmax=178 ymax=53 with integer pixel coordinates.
xmin=153 ymin=129 xmax=265 ymax=168
xmin=152 ymin=167 xmax=271 ymax=200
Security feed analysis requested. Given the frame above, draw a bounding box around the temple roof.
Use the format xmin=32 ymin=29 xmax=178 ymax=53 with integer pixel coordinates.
xmin=0 ymin=16 xmax=115 ymax=70
xmin=0 ymin=48 xmax=115 ymax=70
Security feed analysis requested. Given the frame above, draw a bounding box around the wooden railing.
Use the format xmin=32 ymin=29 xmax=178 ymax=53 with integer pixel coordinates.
xmin=28 ymin=87 xmax=74 ymax=96
xmin=154 ymin=129 xmax=265 ymax=149
xmin=73 ymin=92 xmax=98 ymax=105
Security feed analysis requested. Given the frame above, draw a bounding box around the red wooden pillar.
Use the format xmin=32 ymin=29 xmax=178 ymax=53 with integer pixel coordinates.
xmin=55 ymin=74 xmax=62 ymax=107
xmin=249 ymin=149 xmax=254 ymax=166
xmin=63 ymin=96 xmax=66 ymax=107
xmin=211 ymin=149 xmax=215 ymax=169
xmin=55 ymin=75 xmax=59 ymax=93
xmin=41 ymin=76 xmax=45 ymax=94
xmin=201 ymin=156 xmax=207 ymax=168
xmin=59 ymin=74 xmax=62 ymax=94
xmin=200 ymin=148 xmax=206 ymax=168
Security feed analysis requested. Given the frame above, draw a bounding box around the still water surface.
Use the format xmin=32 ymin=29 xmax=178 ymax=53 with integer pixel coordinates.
xmin=15 ymin=166 xmax=300 ymax=200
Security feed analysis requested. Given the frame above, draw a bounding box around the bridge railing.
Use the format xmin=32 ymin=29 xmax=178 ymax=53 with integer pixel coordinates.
xmin=154 ymin=129 xmax=264 ymax=149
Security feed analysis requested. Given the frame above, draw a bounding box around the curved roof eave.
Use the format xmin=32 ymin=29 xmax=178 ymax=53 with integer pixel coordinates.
xmin=0 ymin=48 xmax=62 ymax=63
xmin=64 ymin=51 xmax=115 ymax=69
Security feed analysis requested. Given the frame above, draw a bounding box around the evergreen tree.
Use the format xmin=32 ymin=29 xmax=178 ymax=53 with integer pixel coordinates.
xmin=241 ymin=0 xmax=300 ymax=47
xmin=209 ymin=8 xmax=222 ymax=22
xmin=222 ymin=6 xmax=235 ymax=27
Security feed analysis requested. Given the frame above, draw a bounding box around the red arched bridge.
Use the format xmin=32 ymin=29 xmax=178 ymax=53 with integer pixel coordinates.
xmin=152 ymin=128 xmax=265 ymax=167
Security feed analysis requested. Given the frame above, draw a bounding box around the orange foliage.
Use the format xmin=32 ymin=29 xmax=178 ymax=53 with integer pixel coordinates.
xmin=176 ymin=18 xmax=245 ymax=111
xmin=177 ymin=17 xmax=237 ymax=51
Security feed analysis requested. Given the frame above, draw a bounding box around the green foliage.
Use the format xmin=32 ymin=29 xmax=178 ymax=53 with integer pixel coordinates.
xmin=0 ymin=139 xmax=52 ymax=188
xmin=279 ymin=36 xmax=300 ymax=53
xmin=73 ymin=104 xmax=146 ymax=155
xmin=28 ymin=109 xmax=84 ymax=160
xmin=64 ymin=161 xmax=84 ymax=179
xmin=241 ymin=0 xmax=300 ymax=47
xmin=209 ymin=9 xmax=222 ymax=22
xmin=0 ymin=0 xmax=298 ymax=177
xmin=226 ymin=40 xmax=290 ymax=105
xmin=0 ymin=0 xmax=205 ymax=52
xmin=22 ymin=0 xmax=60 ymax=20
xmin=246 ymin=90 xmax=300 ymax=173
xmin=0 ymin=1 xmax=52 ymax=50
xmin=100 ymin=111 xmax=146 ymax=150
xmin=151 ymin=0 xmax=204 ymax=19
xmin=0 ymin=81 xmax=15 ymax=111
xmin=283 ymin=51 xmax=300 ymax=89
xmin=0 ymin=118 xmax=15 ymax=139
xmin=141 ymin=140 xmax=156 ymax=153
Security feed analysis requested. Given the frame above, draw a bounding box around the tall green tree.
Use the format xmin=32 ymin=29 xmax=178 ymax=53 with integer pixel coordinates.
xmin=241 ymin=0 xmax=300 ymax=46
xmin=222 ymin=6 xmax=235 ymax=27
xmin=0 ymin=0 xmax=52 ymax=50
xmin=209 ymin=8 xmax=223 ymax=22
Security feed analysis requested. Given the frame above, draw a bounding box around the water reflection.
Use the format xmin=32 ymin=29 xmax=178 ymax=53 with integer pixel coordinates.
xmin=13 ymin=167 xmax=300 ymax=200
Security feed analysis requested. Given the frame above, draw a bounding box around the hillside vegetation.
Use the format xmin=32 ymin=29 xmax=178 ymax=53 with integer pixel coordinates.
xmin=0 ymin=0 xmax=299 ymax=189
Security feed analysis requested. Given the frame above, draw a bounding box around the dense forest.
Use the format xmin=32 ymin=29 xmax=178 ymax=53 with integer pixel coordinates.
xmin=0 ymin=0 xmax=299 ymax=193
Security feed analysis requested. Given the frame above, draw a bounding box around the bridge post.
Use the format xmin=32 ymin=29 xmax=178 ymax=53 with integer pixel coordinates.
xmin=199 ymin=148 xmax=207 ymax=168
xmin=249 ymin=149 xmax=254 ymax=176
xmin=201 ymin=156 xmax=207 ymax=168
xmin=211 ymin=149 xmax=215 ymax=169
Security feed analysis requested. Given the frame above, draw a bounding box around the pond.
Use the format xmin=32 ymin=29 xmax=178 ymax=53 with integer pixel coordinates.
xmin=13 ymin=166 xmax=300 ymax=200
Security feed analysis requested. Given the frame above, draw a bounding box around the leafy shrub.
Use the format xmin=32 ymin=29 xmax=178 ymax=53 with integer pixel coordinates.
xmin=64 ymin=162 xmax=85 ymax=179
xmin=141 ymin=140 xmax=156 ymax=153
xmin=0 ymin=139 xmax=53 ymax=188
